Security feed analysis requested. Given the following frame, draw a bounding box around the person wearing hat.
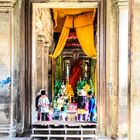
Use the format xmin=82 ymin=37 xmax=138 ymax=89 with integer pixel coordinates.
xmin=77 ymin=89 xmax=87 ymax=121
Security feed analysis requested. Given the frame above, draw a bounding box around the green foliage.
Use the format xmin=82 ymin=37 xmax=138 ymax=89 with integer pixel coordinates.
xmin=55 ymin=56 xmax=62 ymax=80
xmin=54 ymin=80 xmax=62 ymax=97
xmin=76 ymin=80 xmax=87 ymax=92
xmin=89 ymin=79 xmax=94 ymax=93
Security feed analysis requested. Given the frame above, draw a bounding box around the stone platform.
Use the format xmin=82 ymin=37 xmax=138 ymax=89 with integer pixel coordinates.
xmin=31 ymin=121 xmax=97 ymax=140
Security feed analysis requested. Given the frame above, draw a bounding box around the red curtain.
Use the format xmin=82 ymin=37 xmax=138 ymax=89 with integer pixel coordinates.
xmin=69 ymin=60 xmax=82 ymax=90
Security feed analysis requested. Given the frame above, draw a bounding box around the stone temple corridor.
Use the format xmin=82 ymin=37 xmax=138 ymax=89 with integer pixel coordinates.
xmin=0 ymin=0 xmax=140 ymax=140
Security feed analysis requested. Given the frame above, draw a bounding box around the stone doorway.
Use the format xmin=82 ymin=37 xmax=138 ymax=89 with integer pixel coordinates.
xmin=25 ymin=0 xmax=106 ymax=135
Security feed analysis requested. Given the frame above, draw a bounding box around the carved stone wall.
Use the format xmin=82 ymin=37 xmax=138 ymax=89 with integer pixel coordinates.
xmin=104 ymin=0 xmax=129 ymax=138
xmin=0 ymin=0 xmax=16 ymax=7
xmin=0 ymin=0 xmax=28 ymax=136
xmin=106 ymin=0 xmax=118 ymax=138
xmin=0 ymin=7 xmax=11 ymax=125
xmin=12 ymin=0 xmax=26 ymax=135
xmin=0 ymin=0 xmax=25 ymax=136
xmin=32 ymin=6 xmax=53 ymax=123
xmin=112 ymin=0 xmax=129 ymax=138
xmin=35 ymin=8 xmax=53 ymax=46
xmin=129 ymin=0 xmax=140 ymax=140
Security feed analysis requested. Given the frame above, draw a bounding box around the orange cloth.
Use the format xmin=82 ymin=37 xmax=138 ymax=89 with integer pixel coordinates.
xmin=53 ymin=8 xmax=96 ymax=32
xmin=50 ymin=10 xmax=97 ymax=59
xmin=69 ymin=60 xmax=82 ymax=90
xmin=49 ymin=15 xmax=73 ymax=58
xmin=75 ymin=12 xmax=96 ymax=58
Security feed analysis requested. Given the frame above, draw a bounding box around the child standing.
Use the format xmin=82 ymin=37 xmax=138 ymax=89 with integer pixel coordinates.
xmin=59 ymin=107 xmax=67 ymax=121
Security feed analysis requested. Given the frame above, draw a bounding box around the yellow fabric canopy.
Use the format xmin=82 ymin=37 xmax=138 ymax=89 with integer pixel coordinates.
xmin=53 ymin=8 xmax=96 ymax=32
xmin=74 ymin=12 xmax=96 ymax=58
xmin=49 ymin=15 xmax=73 ymax=58
xmin=50 ymin=8 xmax=97 ymax=59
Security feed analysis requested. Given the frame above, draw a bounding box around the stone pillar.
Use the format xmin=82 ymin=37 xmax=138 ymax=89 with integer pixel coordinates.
xmin=113 ymin=0 xmax=128 ymax=137
xmin=32 ymin=34 xmax=49 ymax=122
xmin=41 ymin=39 xmax=49 ymax=91
xmin=0 ymin=0 xmax=18 ymax=136
xmin=36 ymin=35 xmax=49 ymax=91
xmin=36 ymin=35 xmax=44 ymax=90
xmin=97 ymin=0 xmax=106 ymax=135
xmin=129 ymin=0 xmax=140 ymax=140
xmin=44 ymin=41 xmax=49 ymax=92
xmin=106 ymin=0 xmax=118 ymax=137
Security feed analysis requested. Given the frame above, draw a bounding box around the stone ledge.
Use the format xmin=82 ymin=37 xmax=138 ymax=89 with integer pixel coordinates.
xmin=0 ymin=8 xmax=9 ymax=13
xmin=113 ymin=0 xmax=128 ymax=10
xmin=0 ymin=0 xmax=17 ymax=8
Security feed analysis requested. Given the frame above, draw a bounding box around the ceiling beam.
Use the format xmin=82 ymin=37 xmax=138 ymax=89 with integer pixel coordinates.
xmin=32 ymin=1 xmax=98 ymax=9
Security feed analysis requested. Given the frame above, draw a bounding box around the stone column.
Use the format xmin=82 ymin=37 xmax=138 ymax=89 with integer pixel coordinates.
xmin=129 ymin=0 xmax=140 ymax=140
xmin=106 ymin=0 xmax=118 ymax=138
xmin=32 ymin=35 xmax=49 ymax=122
xmin=36 ymin=35 xmax=44 ymax=90
xmin=0 ymin=0 xmax=18 ymax=136
xmin=40 ymin=40 xmax=49 ymax=91
xmin=43 ymin=41 xmax=49 ymax=91
xmin=97 ymin=0 xmax=106 ymax=135
xmin=113 ymin=0 xmax=128 ymax=137
xmin=37 ymin=36 xmax=49 ymax=90
xmin=35 ymin=36 xmax=49 ymax=92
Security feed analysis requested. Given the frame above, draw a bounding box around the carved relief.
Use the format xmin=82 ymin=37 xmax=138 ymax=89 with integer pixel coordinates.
xmin=0 ymin=0 xmax=17 ymax=7
xmin=35 ymin=8 xmax=53 ymax=46
xmin=112 ymin=0 xmax=128 ymax=9
xmin=0 ymin=10 xmax=11 ymax=124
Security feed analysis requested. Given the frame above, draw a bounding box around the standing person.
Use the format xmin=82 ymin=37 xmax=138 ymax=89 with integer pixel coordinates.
xmin=35 ymin=91 xmax=42 ymax=121
xmin=38 ymin=90 xmax=50 ymax=121
xmin=77 ymin=89 xmax=87 ymax=121
xmin=59 ymin=107 xmax=67 ymax=121
xmin=88 ymin=91 xmax=96 ymax=122
xmin=57 ymin=94 xmax=65 ymax=111
xmin=48 ymin=106 xmax=53 ymax=121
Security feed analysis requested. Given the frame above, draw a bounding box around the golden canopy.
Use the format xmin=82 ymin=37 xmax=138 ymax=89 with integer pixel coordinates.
xmin=50 ymin=8 xmax=97 ymax=59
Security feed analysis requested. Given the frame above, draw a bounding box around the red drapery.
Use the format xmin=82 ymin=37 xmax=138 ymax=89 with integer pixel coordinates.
xmin=69 ymin=59 xmax=82 ymax=90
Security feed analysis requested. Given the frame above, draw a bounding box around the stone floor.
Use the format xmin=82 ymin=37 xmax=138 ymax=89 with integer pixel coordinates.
xmin=0 ymin=135 xmax=128 ymax=140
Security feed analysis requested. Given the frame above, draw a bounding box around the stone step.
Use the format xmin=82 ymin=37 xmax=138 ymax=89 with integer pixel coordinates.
xmin=0 ymin=128 xmax=10 ymax=130
xmin=0 ymin=124 xmax=10 ymax=127
xmin=0 ymin=125 xmax=10 ymax=134
xmin=31 ymin=134 xmax=98 ymax=138
xmin=0 ymin=130 xmax=9 ymax=134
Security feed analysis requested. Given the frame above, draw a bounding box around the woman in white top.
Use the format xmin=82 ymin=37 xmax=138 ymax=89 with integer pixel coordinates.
xmin=38 ymin=90 xmax=49 ymax=121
